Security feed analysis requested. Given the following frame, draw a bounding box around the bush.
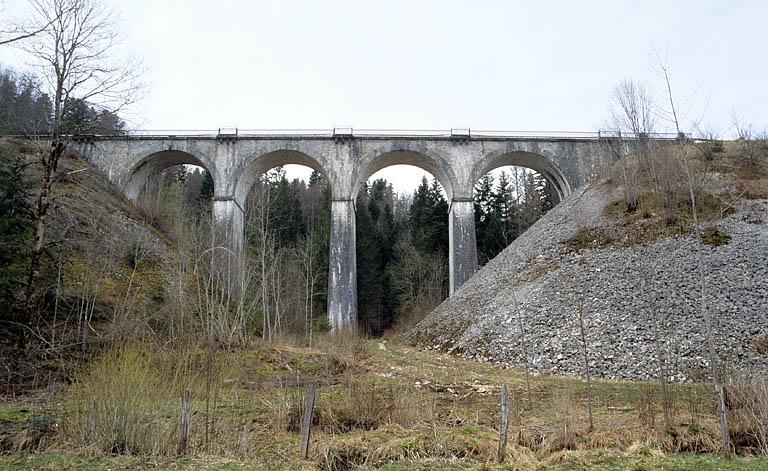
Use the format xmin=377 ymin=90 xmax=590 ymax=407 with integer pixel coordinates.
xmin=313 ymin=316 xmax=332 ymax=333
xmin=698 ymin=140 xmax=725 ymax=161
xmin=701 ymin=226 xmax=731 ymax=247
xmin=727 ymin=375 xmax=768 ymax=454
xmin=65 ymin=343 xmax=214 ymax=455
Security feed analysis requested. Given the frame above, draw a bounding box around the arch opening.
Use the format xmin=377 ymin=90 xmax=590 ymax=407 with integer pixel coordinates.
xmin=234 ymin=150 xmax=330 ymax=208
xmin=354 ymin=150 xmax=455 ymax=201
xmin=238 ymin=152 xmax=333 ymax=339
xmin=127 ymin=151 xmax=216 ymax=242
xmin=124 ymin=150 xmax=212 ymax=201
xmin=356 ymin=163 xmax=450 ymax=336
xmin=472 ymin=155 xmax=563 ymax=266
xmin=473 ymin=151 xmax=570 ymax=202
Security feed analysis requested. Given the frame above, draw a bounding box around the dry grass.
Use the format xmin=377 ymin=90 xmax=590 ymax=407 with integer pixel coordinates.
xmin=3 ymin=337 xmax=764 ymax=468
xmin=65 ymin=344 xmax=189 ymax=455
xmin=727 ymin=374 xmax=768 ymax=455
xmin=317 ymin=424 xmax=519 ymax=470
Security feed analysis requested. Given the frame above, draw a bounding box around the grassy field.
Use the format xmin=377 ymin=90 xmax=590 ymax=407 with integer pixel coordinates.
xmin=1 ymin=336 xmax=766 ymax=470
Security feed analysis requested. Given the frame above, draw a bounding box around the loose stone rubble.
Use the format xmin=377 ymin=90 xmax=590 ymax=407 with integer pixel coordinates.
xmin=409 ymin=182 xmax=768 ymax=381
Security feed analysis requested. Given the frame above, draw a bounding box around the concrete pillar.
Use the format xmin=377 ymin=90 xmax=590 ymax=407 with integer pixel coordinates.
xmin=211 ymin=197 xmax=245 ymax=267
xmin=327 ymin=199 xmax=357 ymax=331
xmin=449 ymin=198 xmax=478 ymax=294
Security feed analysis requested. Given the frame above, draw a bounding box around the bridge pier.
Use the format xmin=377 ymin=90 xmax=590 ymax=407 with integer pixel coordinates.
xmin=327 ymin=199 xmax=358 ymax=331
xmin=448 ymin=198 xmax=478 ymax=294
xmin=212 ymin=197 xmax=245 ymax=269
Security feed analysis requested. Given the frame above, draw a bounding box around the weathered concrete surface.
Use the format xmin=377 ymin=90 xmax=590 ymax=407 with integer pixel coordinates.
xmin=73 ymin=135 xmax=614 ymax=329
xmin=212 ymin=197 xmax=245 ymax=258
xmin=448 ymin=199 xmax=478 ymax=294
xmin=328 ymin=199 xmax=357 ymax=330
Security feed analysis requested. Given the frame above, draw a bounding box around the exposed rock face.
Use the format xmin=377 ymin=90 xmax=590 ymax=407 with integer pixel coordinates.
xmin=409 ymin=181 xmax=768 ymax=381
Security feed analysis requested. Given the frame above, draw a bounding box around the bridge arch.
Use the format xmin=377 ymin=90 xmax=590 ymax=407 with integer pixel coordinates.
xmin=123 ymin=150 xmax=217 ymax=201
xmin=233 ymin=149 xmax=333 ymax=206
xmin=354 ymin=148 xmax=457 ymax=201
xmin=470 ymin=150 xmax=571 ymax=202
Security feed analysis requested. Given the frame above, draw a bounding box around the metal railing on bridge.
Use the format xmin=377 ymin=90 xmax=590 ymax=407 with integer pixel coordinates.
xmin=5 ymin=129 xmax=688 ymax=141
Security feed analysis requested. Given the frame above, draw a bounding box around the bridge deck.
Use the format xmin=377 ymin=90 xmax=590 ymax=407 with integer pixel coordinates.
xmin=10 ymin=129 xmax=685 ymax=142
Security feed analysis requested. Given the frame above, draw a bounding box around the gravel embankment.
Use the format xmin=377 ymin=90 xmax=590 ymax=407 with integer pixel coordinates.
xmin=410 ymin=181 xmax=768 ymax=381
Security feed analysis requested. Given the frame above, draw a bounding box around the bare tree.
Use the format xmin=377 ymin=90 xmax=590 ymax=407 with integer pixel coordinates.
xmin=0 ymin=0 xmax=64 ymax=46
xmin=731 ymin=109 xmax=761 ymax=164
xmin=652 ymin=48 xmax=730 ymax=452
xmin=639 ymin=253 xmax=674 ymax=430
xmin=606 ymin=79 xmax=656 ymax=212
xmin=20 ymin=0 xmax=141 ymax=322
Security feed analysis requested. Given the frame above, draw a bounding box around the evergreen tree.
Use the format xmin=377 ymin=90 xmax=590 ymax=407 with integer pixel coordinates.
xmin=409 ymin=177 xmax=448 ymax=256
xmin=355 ymin=183 xmax=384 ymax=334
xmin=474 ymin=174 xmax=496 ymax=263
xmin=198 ymin=169 xmax=214 ymax=205
xmin=473 ymin=168 xmax=557 ymax=265
xmin=409 ymin=177 xmax=432 ymax=253
xmin=309 ymin=178 xmax=331 ymax=318
xmin=260 ymin=168 xmax=305 ymax=246
xmin=0 ymin=66 xmax=53 ymax=135
xmin=534 ymin=173 xmax=558 ymax=213
xmin=60 ymin=97 xmax=126 ymax=135
xmin=369 ymin=179 xmax=399 ymax=332
xmin=308 ymin=169 xmax=324 ymax=188
xmin=479 ymin=212 xmax=506 ymax=264
xmin=0 ymin=151 xmax=33 ymax=317
xmin=520 ymin=171 xmax=543 ymax=230
xmin=429 ymin=179 xmax=449 ymax=257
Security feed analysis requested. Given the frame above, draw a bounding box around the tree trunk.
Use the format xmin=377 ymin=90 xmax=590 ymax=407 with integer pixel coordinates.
xmin=23 ymin=140 xmax=65 ymax=324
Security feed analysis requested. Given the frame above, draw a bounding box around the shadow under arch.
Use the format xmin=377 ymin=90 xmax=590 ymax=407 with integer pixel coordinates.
xmin=234 ymin=149 xmax=332 ymax=205
xmin=471 ymin=150 xmax=571 ymax=202
xmin=124 ymin=150 xmax=214 ymax=201
xmin=354 ymin=149 xmax=456 ymax=201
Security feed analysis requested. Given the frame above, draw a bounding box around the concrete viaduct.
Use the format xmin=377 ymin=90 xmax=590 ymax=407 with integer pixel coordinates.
xmin=72 ymin=129 xmax=617 ymax=330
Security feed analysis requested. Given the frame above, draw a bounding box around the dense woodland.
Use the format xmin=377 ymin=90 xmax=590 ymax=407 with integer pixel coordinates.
xmin=0 ymin=66 xmax=126 ymax=136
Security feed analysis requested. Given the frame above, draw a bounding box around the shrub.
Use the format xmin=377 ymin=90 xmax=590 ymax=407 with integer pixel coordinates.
xmin=313 ymin=316 xmax=332 ymax=333
xmin=701 ymin=226 xmax=731 ymax=247
xmin=64 ymin=343 xmax=213 ymax=455
xmin=727 ymin=374 xmax=768 ymax=454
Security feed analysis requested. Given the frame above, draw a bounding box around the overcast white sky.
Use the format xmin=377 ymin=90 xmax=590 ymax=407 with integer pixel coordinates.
xmin=2 ymin=0 xmax=767 ymax=190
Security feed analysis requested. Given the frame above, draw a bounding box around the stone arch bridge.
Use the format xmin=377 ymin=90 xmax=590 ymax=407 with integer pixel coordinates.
xmin=72 ymin=129 xmax=622 ymax=330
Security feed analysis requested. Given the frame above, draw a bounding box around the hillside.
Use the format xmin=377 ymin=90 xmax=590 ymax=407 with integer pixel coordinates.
xmin=410 ymin=147 xmax=768 ymax=381
xmin=0 ymin=138 xmax=176 ymax=383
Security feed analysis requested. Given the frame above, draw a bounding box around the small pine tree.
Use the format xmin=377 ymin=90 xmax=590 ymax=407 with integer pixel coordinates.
xmin=197 ymin=170 xmax=214 ymax=205
xmin=0 ymin=151 xmax=33 ymax=317
xmin=534 ymin=173 xmax=558 ymax=213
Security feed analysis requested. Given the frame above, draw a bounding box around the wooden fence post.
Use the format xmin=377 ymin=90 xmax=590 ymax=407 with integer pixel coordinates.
xmin=300 ymin=383 xmax=316 ymax=459
xmin=177 ymin=388 xmax=192 ymax=455
xmin=498 ymin=384 xmax=510 ymax=464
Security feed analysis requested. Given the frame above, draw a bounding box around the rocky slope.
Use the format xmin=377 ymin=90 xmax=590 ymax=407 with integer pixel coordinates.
xmin=410 ymin=167 xmax=768 ymax=381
